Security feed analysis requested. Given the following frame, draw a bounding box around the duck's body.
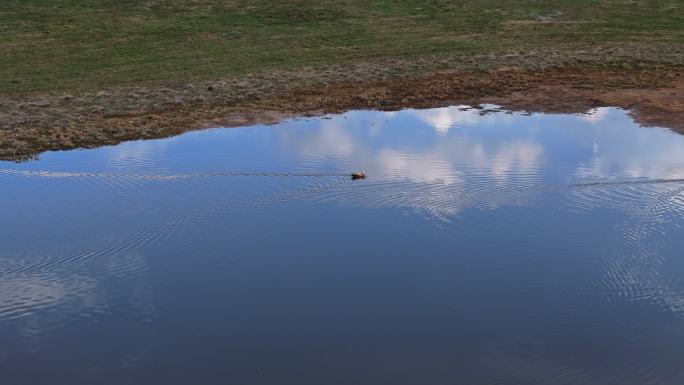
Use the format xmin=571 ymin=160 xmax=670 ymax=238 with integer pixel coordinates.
xmin=351 ymin=172 xmax=366 ymax=180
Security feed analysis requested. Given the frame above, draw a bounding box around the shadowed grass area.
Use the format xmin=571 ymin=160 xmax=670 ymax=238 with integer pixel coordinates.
xmin=2 ymin=0 xmax=682 ymax=94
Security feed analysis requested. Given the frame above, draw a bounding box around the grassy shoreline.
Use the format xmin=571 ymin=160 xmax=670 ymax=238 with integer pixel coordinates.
xmin=1 ymin=1 xmax=683 ymax=159
xmin=2 ymin=59 xmax=683 ymax=161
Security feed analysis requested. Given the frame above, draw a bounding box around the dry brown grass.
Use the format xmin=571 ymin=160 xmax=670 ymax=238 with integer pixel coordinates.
xmin=2 ymin=45 xmax=683 ymax=161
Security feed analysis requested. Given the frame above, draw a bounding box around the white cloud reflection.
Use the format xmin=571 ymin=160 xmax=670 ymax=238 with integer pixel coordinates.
xmin=282 ymin=106 xmax=684 ymax=316
xmin=280 ymin=107 xmax=547 ymax=218
xmin=295 ymin=119 xmax=355 ymax=157
xmin=0 ymin=252 xmax=155 ymax=350
xmin=278 ymin=105 xmax=684 ymax=229
xmin=415 ymin=105 xmax=479 ymax=134
xmin=578 ymin=107 xmax=612 ymax=123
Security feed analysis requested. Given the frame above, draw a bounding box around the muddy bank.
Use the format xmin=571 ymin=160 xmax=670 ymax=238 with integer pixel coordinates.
xmin=1 ymin=60 xmax=683 ymax=161
xmin=268 ymin=67 xmax=684 ymax=130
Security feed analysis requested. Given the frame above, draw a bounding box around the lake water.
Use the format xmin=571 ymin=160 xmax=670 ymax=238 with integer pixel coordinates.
xmin=1 ymin=106 xmax=684 ymax=385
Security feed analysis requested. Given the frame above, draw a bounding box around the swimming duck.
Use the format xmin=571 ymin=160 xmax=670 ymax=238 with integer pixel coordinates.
xmin=351 ymin=172 xmax=366 ymax=180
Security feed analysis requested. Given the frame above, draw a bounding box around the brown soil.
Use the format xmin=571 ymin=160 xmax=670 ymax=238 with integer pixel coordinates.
xmin=1 ymin=62 xmax=683 ymax=161
xmin=266 ymin=67 xmax=684 ymax=130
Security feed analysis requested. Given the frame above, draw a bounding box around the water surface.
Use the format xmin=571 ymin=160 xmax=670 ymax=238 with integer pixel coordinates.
xmin=2 ymin=106 xmax=684 ymax=384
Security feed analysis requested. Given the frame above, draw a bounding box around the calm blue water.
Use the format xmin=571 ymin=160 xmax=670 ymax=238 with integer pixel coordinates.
xmin=1 ymin=106 xmax=684 ymax=384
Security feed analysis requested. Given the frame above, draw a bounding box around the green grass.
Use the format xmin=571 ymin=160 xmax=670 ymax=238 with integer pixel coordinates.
xmin=1 ymin=0 xmax=682 ymax=94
